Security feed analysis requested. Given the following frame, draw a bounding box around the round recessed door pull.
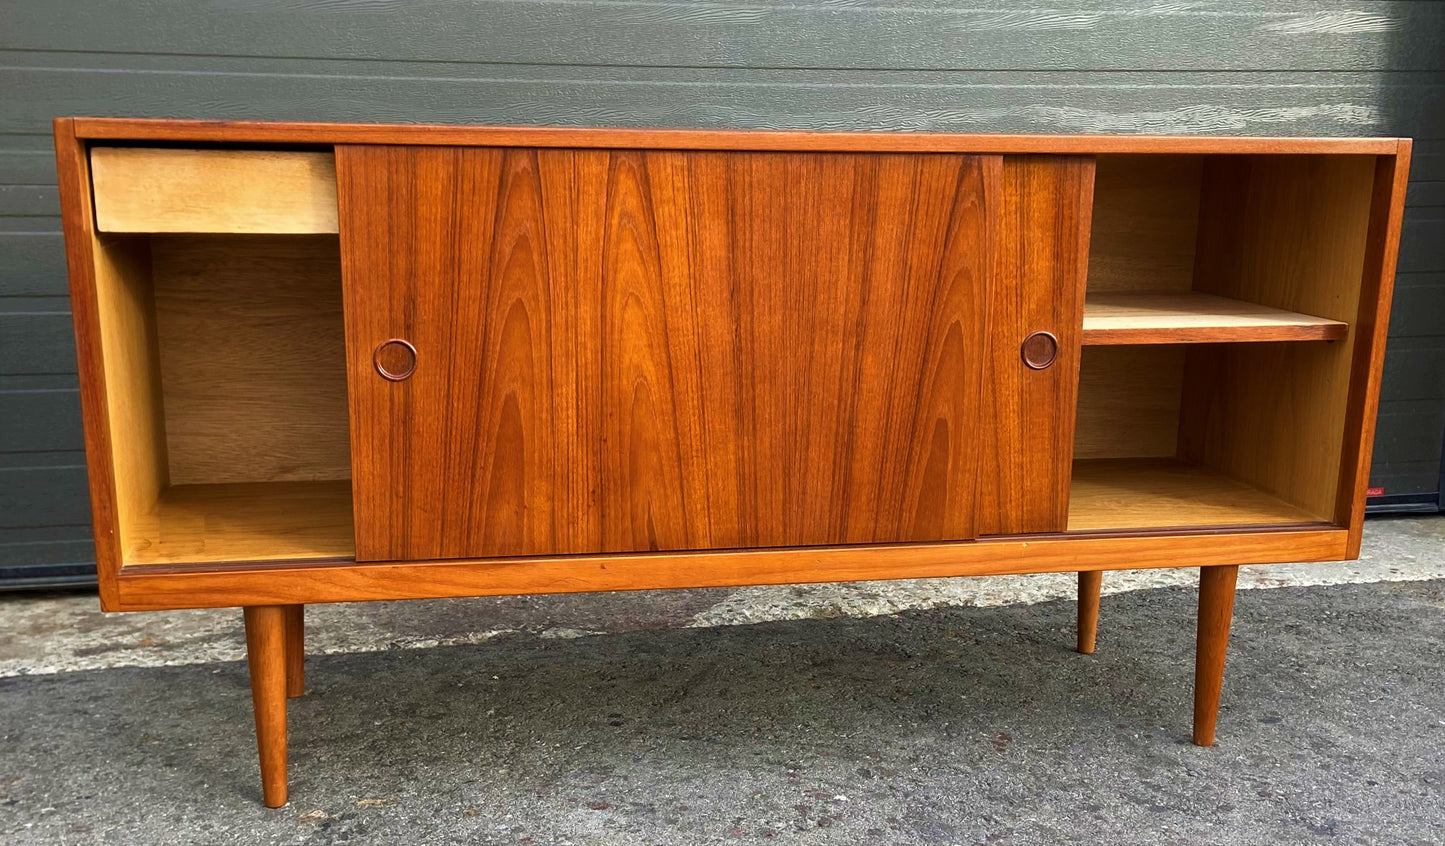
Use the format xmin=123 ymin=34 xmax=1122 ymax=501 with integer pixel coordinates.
xmin=374 ymin=339 xmax=417 ymax=381
xmin=1021 ymin=331 xmax=1058 ymax=370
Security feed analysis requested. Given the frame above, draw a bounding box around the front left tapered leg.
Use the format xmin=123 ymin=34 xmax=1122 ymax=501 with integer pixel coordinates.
xmin=243 ymin=606 xmax=289 ymax=807
xmin=1077 ymin=570 xmax=1102 ymax=654
xmin=1193 ymin=564 xmax=1240 ymax=747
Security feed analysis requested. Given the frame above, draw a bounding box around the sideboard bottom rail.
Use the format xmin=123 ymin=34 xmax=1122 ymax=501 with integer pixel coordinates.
xmin=111 ymin=526 xmax=1345 ymax=611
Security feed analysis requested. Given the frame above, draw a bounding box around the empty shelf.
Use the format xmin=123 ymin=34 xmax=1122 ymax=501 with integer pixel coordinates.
xmin=1082 ymin=292 xmax=1347 ymax=345
xmin=1068 ymin=457 xmax=1324 ymax=531
xmin=125 ymin=480 xmax=354 ymax=567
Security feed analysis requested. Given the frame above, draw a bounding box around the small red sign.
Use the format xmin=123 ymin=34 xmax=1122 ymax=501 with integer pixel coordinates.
xmin=1367 ymin=486 xmax=1385 ymax=497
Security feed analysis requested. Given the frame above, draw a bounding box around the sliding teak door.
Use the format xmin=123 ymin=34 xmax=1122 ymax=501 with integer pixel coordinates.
xmin=337 ymin=145 xmax=1001 ymax=562
xmin=975 ymin=156 xmax=1095 ymax=534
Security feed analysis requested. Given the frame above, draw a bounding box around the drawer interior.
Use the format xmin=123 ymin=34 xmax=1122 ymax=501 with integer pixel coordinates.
xmin=1069 ymin=153 xmax=1379 ymax=531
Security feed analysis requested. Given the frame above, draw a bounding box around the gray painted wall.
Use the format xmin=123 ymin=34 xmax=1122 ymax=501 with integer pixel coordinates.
xmin=2 ymin=1 xmax=1443 ymax=583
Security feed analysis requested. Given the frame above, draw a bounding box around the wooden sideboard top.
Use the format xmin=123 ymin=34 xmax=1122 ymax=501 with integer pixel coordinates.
xmin=61 ymin=117 xmax=1409 ymax=156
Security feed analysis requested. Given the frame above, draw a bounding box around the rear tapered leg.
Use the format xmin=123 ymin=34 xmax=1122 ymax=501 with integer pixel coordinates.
xmin=244 ymin=606 xmax=289 ymax=807
xmin=283 ymin=605 xmax=305 ymax=698
xmin=1077 ymin=571 xmax=1102 ymax=654
xmin=1193 ymin=565 xmax=1240 ymax=746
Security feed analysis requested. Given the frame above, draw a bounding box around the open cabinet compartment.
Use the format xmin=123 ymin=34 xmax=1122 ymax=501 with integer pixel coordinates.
xmin=88 ymin=147 xmax=354 ymax=567
xmin=1070 ymin=153 xmax=1379 ymax=531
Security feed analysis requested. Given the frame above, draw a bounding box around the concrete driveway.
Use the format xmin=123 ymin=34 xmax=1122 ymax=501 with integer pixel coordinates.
xmin=2 ymin=516 xmax=1443 ymax=845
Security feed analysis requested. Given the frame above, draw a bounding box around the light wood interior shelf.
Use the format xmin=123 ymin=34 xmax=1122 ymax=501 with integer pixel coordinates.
xmin=1067 ymin=458 xmax=1325 ymax=531
xmin=91 ymin=148 xmax=338 ymax=234
xmin=1082 ymin=291 xmax=1348 ymax=345
xmin=125 ymin=480 xmax=354 ymax=567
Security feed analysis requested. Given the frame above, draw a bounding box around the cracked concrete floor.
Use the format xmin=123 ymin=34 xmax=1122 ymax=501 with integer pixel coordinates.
xmin=1 ymin=515 xmax=1443 ymax=844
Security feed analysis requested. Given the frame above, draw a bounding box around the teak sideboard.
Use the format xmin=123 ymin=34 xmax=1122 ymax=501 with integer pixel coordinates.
xmin=54 ymin=118 xmax=1411 ymax=807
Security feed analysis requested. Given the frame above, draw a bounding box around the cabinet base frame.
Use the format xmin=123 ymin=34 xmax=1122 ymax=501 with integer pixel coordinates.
xmin=112 ymin=525 xmax=1343 ymax=611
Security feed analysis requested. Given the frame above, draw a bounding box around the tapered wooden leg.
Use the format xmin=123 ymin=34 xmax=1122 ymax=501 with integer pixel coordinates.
xmin=283 ymin=605 xmax=305 ymax=698
xmin=1077 ymin=570 xmax=1102 ymax=654
xmin=243 ymin=606 xmax=289 ymax=807
xmin=1193 ymin=565 xmax=1239 ymax=747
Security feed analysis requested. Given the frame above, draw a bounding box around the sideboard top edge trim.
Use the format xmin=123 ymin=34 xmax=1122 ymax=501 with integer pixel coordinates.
xmin=62 ymin=118 xmax=1405 ymax=155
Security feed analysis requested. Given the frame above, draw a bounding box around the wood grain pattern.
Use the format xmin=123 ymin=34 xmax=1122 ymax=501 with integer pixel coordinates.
xmin=54 ymin=118 xmax=126 ymax=609
xmin=110 ymin=527 xmax=1346 ymax=611
xmin=242 ymin=605 xmax=289 ymax=808
xmin=54 ymin=119 xmax=1411 ymax=626
xmin=125 ymin=480 xmax=354 ymax=566
xmin=337 ymin=145 xmax=994 ymax=561
xmin=1077 ymin=570 xmax=1101 ymax=654
xmin=1068 ymin=458 xmax=1321 ymax=531
xmin=87 ymin=233 xmax=171 ymax=577
xmin=283 ymin=605 xmax=304 ymax=699
xmin=91 ymin=148 xmax=337 ymax=234
xmin=1082 ymin=291 xmax=1348 ymax=345
xmin=1193 ymin=564 xmax=1239 ymax=747
xmin=70 ymin=119 xmax=1405 ymax=155
xmin=1180 ymin=154 xmax=1378 ymax=522
xmin=975 ymin=155 xmax=1094 ymax=534
xmin=1073 ymin=346 xmax=1186 ymax=461
xmin=150 ymin=235 xmax=350 ymax=485
xmin=1336 ymin=142 xmax=1413 ymax=555
xmin=1086 ymin=155 xmax=1202 ymax=294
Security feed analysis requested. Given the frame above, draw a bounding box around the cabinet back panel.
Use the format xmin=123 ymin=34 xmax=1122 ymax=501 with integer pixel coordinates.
xmin=1074 ymin=346 xmax=1186 ymax=460
xmin=151 ymin=235 xmax=351 ymax=485
xmin=1086 ymin=155 xmax=1202 ymax=294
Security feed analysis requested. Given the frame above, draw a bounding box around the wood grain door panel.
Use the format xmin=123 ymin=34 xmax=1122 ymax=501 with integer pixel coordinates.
xmin=337 ymin=146 xmax=998 ymax=562
xmin=976 ymin=156 xmax=1096 ymax=534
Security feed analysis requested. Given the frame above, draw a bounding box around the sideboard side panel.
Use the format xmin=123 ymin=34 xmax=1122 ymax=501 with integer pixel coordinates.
xmin=1337 ymin=145 xmax=1412 ymax=556
xmin=975 ymin=155 xmax=1095 ymax=534
xmin=55 ymin=120 xmax=125 ymax=609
